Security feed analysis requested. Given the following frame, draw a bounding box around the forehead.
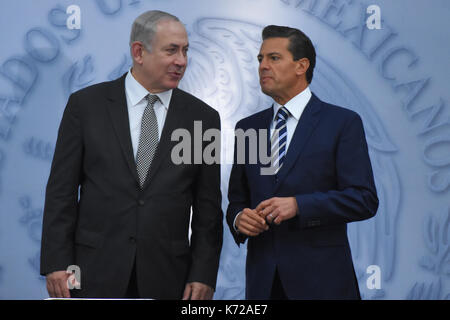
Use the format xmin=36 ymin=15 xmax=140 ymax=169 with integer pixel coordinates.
xmin=259 ymin=37 xmax=290 ymax=54
xmin=153 ymin=19 xmax=188 ymax=46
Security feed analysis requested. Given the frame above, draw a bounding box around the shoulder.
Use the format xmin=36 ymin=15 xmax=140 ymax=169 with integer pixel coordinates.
xmin=61 ymin=75 xmax=125 ymax=117
xmin=66 ymin=75 xmax=124 ymax=112
xmin=314 ymin=94 xmax=361 ymax=124
xmin=70 ymin=77 xmax=121 ymax=99
xmin=235 ymin=107 xmax=272 ymax=130
xmin=173 ymin=88 xmax=220 ymax=119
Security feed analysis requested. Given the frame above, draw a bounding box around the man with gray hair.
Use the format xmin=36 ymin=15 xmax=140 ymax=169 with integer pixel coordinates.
xmin=40 ymin=10 xmax=223 ymax=300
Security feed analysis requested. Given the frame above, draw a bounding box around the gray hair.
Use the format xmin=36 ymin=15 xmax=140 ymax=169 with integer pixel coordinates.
xmin=129 ymin=10 xmax=180 ymax=52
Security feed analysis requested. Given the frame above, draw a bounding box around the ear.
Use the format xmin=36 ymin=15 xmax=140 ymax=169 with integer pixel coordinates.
xmin=131 ymin=41 xmax=145 ymax=64
xmin=295 ymin=58 xmax=310 ymax=77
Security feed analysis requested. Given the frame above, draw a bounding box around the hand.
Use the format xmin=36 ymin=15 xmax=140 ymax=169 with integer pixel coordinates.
xmin=182 ymin=282 xmax=214 ymax=300
xmin=235 ymin=208 xmax=269 ymax=237
xmin=256 ymin=197 xmax=299 ymax=225
xmin=46 ymin=270 xmax=72 ymax=298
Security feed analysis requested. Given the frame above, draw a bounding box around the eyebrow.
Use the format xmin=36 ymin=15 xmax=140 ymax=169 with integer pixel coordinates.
xmin=257 ymin=52 xmax=281 ymax=58
xmin=167 ymin=43 xmax=189 ymax=48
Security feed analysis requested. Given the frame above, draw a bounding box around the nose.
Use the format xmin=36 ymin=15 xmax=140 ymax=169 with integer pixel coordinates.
xmin=174 ymin=51 xmax=187 ymax=67
xmin=259 ymin=57 xmax=268 ymax=72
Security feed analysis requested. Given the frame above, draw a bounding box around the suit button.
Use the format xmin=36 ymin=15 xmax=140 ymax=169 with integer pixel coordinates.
xmin=309 ymin=219 xmax=321 ymax=227
xmin=129 ymin=237 xmax=136 ymax=243
xmin=138 ymin=200 xmax=145 ymax=206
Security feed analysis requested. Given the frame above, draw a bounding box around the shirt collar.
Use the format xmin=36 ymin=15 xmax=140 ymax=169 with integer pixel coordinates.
xmin=272 ymin=86 xmax=312 ymax=122
xmin=125 ymin=69 xmax=172 ymax=109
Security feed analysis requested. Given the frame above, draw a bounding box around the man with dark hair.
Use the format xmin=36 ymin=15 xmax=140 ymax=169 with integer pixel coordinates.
xmin=227 ymin=25 xmax=378 ymax=299
xmin=262 ymin=25 xmax=316 ymax=84
xmin=40 ymin=10 xmax=223 ymax=300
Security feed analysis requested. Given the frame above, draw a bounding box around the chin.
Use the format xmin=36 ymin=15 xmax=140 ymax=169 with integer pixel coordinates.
xmin=162 ymin=82 xmax=180 ymax=90
xmin=260 ymin=87 xmax=273 ymax=96
xmin=170 ymin=78 xmax=183 ymax=86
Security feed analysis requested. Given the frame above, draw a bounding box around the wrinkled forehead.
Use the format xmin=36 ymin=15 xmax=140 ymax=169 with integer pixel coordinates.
xmin=153 ymin=19 xmax=188 ymax=45
xmin=259 ymin=37 xmax=290 ymax=54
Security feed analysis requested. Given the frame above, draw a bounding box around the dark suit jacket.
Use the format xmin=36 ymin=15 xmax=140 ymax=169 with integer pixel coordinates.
xmin=40 ymin=73 xmax=223 ymax=299
xmin=226 ymin=93 xmax=378 ymax=299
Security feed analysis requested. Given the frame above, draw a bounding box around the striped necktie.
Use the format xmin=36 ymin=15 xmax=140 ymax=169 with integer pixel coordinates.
xmin=270 ymin=106 xmax=289 ymax=174
xmin=136 ymin=94 xmax=160 ymax=188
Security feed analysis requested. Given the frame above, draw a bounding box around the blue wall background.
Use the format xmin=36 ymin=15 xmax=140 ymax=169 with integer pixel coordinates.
xmin=0 ymin=0 xmax=449 ymax=299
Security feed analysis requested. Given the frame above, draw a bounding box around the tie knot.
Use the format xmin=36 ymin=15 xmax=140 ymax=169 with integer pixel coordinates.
xmin=146 ymin=94 xmax=159 ymax=106
xmin=276 ymin=106 xmax=289 ymax=121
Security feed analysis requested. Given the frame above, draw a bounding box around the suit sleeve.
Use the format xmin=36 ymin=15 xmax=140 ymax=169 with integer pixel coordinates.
xmin=40 ymin=93 xmax=83 ymax=276
xmin=295 ymin=114 xmax=379 ymax=228
xmin=188 ymin=109 xmax=223 ymax=289
xmin=226 ymin=121 xmax=251 ymax=246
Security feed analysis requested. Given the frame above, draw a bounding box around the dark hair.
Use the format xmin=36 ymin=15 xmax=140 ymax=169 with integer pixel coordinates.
xmin=262 ymin=25 xmax=316 ymax=84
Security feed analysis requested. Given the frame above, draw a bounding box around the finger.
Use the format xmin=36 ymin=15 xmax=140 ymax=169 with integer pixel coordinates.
xmin=204 ymin=287 xmax=214 ymax=300
xmin=238 ymin=220 xmax=260 ymax=236
xmin=239 ymin=217 xmax=267 ymax=233
xmin=57 ymin=277 xmax=70 ymax=298
xmin=239 ymin=221 xmax=265 ymax=237
xmin=200 ymin=287 xmax=213 ymax=300
xmin=52 ymin=278 xmax=63 ymax=298
xmin=190 ymin=284 xmax=202 ymax=300
xmin=255 ymin=198 xmax=273 ymax=213
xmin=242 ymin=209 xmax=264 ymax=225
xmin=62 ymin=277 xmax=71 ymax=298
xmin=266 ymin=213 xmax=275 ymax=224
xmin=241 ymin=214 xmax=267 ymax=230
xmin=246 ymin=211 xmax=268 ymax=227
xmin=46 ymin=278 xmax=55 ymax=298
xmin=182 ymin=284 xmax=192 ymax=300
xmin=259 ymin=207 xmax=276 ymax=224
xmin=238 ymin=222 xmax=263 ymax=236
xmin=259 ymin=205 xmax=276 ymax=219
xmin=254 ymin=201 xmax=265 ymax=213
xmin=274 ymin=214 xmax=283 ymax=225
xmin=272 ymin=208 xmax=283 ymax=222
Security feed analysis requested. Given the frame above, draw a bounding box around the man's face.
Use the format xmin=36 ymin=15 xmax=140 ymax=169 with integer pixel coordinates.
xmin=257 ymin=37 xmax=300 ymax=102
xmin=141 ymin=19 xmax=189 ymax=92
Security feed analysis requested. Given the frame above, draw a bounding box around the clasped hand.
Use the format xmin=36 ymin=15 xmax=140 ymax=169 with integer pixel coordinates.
xmin=235 ymin=197 xmax=298 ymax=236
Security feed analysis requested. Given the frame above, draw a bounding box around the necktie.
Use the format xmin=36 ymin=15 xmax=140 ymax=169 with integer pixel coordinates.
xmin=136 ymin=94 xmax=160 ymax=188
xmin=270 ymin=106 xmax=289 ymax=174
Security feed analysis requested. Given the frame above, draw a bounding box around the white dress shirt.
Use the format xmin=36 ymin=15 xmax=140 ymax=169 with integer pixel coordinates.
xmin=233 ymin=87 xmax=312 ymax=231
xmin=270 ymin=86 xmax=312 ymax=152
xmin=125 ymin=70 xmax=173 ymax=158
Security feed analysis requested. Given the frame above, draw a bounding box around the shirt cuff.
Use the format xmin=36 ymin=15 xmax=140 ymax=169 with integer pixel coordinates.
xmin=233 ymin=211 xmax=243 ymax=233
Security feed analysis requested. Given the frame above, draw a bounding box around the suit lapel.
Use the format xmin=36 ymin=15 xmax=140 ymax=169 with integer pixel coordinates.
xmin=247 ymin=107 xmax=277 ymax=196
xmin=106 ymin=73 xmax=140 ymax=184
xmin=273 ymin=93 xmax=322 ymax=193
xmin=142 ymin=88 xmax=184 ymax=189
xmin=259 ymin=107 xmax=277 ymax=195
xmin=259 ymin=106 xmax=274 ymax=160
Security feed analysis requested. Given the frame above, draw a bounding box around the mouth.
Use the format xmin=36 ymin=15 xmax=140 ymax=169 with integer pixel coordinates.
xmin=260 ymin=76 xmax=273 ymax=83
xmin=168 ymin=71 xmax=183 ymax=79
